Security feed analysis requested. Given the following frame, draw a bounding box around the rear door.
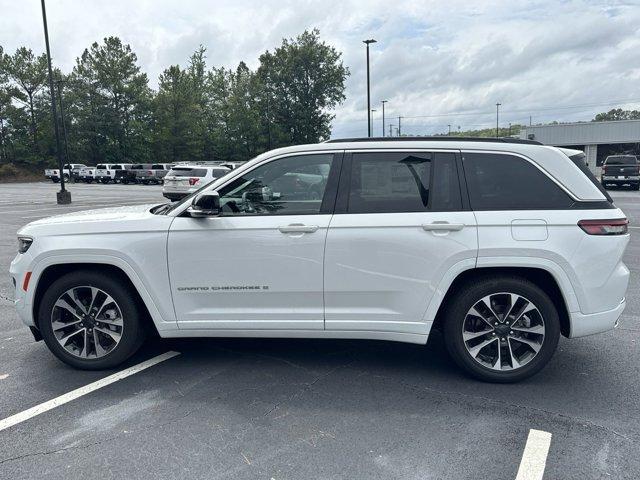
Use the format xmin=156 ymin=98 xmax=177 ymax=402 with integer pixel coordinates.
xmin=324 ymin=149 xmax=478 ymax=337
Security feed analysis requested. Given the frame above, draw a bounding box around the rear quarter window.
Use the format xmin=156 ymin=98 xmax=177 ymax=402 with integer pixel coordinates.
xmin=463 ymin=152 xmax=573 ymax=210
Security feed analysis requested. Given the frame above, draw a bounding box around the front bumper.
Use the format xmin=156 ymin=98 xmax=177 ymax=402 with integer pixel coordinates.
xmin=9 ymin=253 xmax=34 ymax=327
xmin=569 ymin=298 xmax=626 ymax=338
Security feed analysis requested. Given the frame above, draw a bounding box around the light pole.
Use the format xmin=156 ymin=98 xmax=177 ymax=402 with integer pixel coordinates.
xmin=448 ymin=124 xmax=451 ymax=135
xmin=495 ymin=102 xmax=501 ymax=138
xmin=41 ymin=0 xmax=70 ymax=204
xmin=398 ymin=116 xmax=402 ymax=136
xmin=55 ymin=79 xmax=70 ymax=168
xmin=381 ymin=100 xmax=387 ymax=137
xmin=371 ymin=109 xmax=377 ymax=136
xmin=363 ymin=39 xmax=376 ymax=137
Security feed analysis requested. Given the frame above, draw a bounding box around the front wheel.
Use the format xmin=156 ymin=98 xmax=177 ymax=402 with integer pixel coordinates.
xmin=38 ymin=271 xmax=146 ymax=369
xmin=443 ymin=276 xmax=560 ymax=383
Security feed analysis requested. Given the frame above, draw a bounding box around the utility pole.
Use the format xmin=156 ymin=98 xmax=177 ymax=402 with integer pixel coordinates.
xmin=529 ymin=115 xmax=532 ymax=126
xmin=363 ymin=39 xmax=377 ymax=137
xmin=55 ymin=79 xmax=70 ymax=166
xmin=495 ymin=103 xmax=501 ymax=138
xmin=381 ymin=100 xmax=387 ymax=137
xmin=448 ymin=124 xmax=451 ymax=135
xmin=398 ymin=116 xmax=402 ymax=136
xmin=41 ymin=0 xmax=70 ymax=204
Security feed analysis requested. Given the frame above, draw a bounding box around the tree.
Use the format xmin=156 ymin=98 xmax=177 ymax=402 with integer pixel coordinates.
xmin=593 ymin=109 xmax=640 ymax=122
xmin=3 ymin=47 xmax=49 ymax=163
xmin=153 ymin=64 xmax=200 ymax=162
xmin=70 ymin=37 xmax=152 ymax=163
xmin=257 ymin=29 xmax=349 ymax=146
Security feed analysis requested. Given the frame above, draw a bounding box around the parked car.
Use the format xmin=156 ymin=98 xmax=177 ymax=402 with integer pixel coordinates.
xmin=78 ymin=166 xmax=97 ymax=183
xmin=162 ymin=164 xmax=230 ymax=200
xmin=600 ymin=155 xmax=640 ymax=190
xmin=116 ymin=164 xmax=151 ymax=184
xmin=44 ymin=164 xmax=86 ymax=183
xmin=136 ymin=163 xmax=174 ymax=185
xmin=95 ymin=164 xmax=132 ymax=183
xmin=11 ymin=138 xmax=629 ymax=382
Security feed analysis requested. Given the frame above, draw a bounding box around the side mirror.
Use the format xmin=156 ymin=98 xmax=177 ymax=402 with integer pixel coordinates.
xmin=188 ymin=191 xmax=220 ymax=218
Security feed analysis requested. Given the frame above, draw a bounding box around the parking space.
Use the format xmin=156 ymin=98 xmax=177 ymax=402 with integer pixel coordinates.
xmin=0 ymin=182 xmax=639 ymax=479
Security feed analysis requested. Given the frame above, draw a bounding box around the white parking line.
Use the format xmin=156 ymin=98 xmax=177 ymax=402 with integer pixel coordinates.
xmin=515 ymin=429 xmax=552 ymax=480
xmin=0 ymin=351 xmax=180 ymax=433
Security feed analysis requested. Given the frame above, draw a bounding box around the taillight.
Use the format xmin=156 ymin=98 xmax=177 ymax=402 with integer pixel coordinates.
xmin=602 ymin=166 xmax=607 ymax=174
xmin=188 ymin=177 xmax=200 ymax=186
xmin=578 ymin=218 xmax=628 ymax=235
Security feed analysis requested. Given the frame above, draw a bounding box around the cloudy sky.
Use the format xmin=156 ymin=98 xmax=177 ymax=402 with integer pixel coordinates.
xmin=1 ymin=0 xmax=639 ymax=138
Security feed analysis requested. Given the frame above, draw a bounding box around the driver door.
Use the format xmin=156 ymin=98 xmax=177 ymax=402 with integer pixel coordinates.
xmin=167 ymin=152 xmax=341 ymax=331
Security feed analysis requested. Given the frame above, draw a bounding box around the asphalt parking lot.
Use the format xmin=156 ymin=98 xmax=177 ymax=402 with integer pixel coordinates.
xmin=0 ymin=181 xmax=639 ymax=479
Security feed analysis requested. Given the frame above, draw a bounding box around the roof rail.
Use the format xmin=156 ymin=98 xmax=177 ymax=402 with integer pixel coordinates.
xmin=325 ymin=136 xmax=542 ymax=145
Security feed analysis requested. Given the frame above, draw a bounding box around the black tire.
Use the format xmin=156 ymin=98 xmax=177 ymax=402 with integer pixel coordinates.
xmin=443 ymin=275 xmax=560 ymax=383
xmin=38 ymin=271 xmax=147 ymax=370
xmin=632 ymin=183 xmax=640 ymax=191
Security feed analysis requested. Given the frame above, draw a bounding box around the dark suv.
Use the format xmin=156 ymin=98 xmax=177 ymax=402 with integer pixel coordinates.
xmin=601 ymin=155 xmax=640 ymax=190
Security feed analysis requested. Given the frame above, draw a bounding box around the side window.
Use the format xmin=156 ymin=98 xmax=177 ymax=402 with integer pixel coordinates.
xmin=348 ymin=152 xmax=432 ymax=213
xmin=217 ymin=154 xmax=334 ymax=216
xmin=463 ymin=153 xmax=573 ymax=210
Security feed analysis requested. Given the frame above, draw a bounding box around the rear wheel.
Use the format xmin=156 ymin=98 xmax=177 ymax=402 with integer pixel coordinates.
xmin=443 ymin=276 xmax=560 ymax=383
xmin=38 ymin=271 xmax=146 ymax=369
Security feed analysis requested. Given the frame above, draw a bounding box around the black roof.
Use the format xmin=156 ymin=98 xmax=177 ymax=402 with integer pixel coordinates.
xmin=325 ymin=136 xmax=542 ymax=145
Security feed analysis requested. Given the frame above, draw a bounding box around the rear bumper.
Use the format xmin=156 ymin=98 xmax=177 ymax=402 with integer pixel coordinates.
xmin=569 ymin=298 xmax=626 ymax=338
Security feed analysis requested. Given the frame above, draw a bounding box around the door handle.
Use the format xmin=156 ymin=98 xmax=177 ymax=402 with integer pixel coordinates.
xmin=278 ymin=224 xmax=319 ymax=234
xmin=422 ymin=222 xmax=465 ymax=232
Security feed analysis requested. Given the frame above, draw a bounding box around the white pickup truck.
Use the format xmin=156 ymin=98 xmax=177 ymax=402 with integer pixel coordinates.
xmin=95 ymin=164 xmax=132 ymax=183
xmin=44 ymin=164 xmax=86 ymax=183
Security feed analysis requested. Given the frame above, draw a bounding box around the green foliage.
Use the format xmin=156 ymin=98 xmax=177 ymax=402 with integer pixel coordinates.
xmin=433 ymin=124 xmax=522 ymax=138
xmin=593 ymin=108 xmax=640 ymax=122
xmin=0 ymin=163 xmax=18 ymax=179
xmin=0 ymin=30 xmax=349 ymax=168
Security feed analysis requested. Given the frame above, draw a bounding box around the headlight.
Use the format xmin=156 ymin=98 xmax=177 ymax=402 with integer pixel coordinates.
xmin=17 ymin=236 xmax=33 ymax=254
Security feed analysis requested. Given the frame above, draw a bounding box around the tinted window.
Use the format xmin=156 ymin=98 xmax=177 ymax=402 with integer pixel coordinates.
xmin=170 ymin=168 xmax=207 ymax=177
xmin=348 ymin=152 xmax=431 ymax=213
xmin=463 ymin=153 xmax=573 ymax=210
xmin=151 ymin=164 xmax=163 ymax=169
xmin=605 ymin=156 xmax=638 ymax=165
xmin=217 ymin=154 xmax=333 ymax=216
xmin=210 ymin=168 xmax=230 ymax=178
xmin=431 ymin=152 xmax=463 ymax=211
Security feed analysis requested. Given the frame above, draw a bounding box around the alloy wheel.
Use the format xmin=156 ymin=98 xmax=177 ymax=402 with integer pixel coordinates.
xmin=50 ymin=286 xmax=123 ymax=359
xmin=462 ymin=292 xmax=545 ymax=371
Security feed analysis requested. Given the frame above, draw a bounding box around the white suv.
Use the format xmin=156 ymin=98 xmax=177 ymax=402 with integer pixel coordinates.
xmin=10 ymin=138 xmax=630 ymax=382
xmin=162 ymin=164 xmax=231 ymax=200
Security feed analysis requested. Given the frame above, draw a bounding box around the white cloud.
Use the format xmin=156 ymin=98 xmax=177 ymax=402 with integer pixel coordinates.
xmin=1 ymin=0 xmax=639 ymax=138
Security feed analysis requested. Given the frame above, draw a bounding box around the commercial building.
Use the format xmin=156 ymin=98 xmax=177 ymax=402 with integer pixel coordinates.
xmin=519 ymin=120 xmax=640 ymax=174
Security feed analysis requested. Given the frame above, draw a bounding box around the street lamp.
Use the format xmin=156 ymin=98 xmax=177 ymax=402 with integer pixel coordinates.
xmin=55 ymin=79 xmax=71 ymax=168
xmin=371 ymin=108 xmax=377 ymax=131
xmin=381 ymin=100 xmax=387 ymax=137
xmin=363 ymin=39 xmax=377 ymax=137
xmin=41 ymin=0 xmax=70 ymax=204
xmin=495 ymin=102 xmax=501 ymax=138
